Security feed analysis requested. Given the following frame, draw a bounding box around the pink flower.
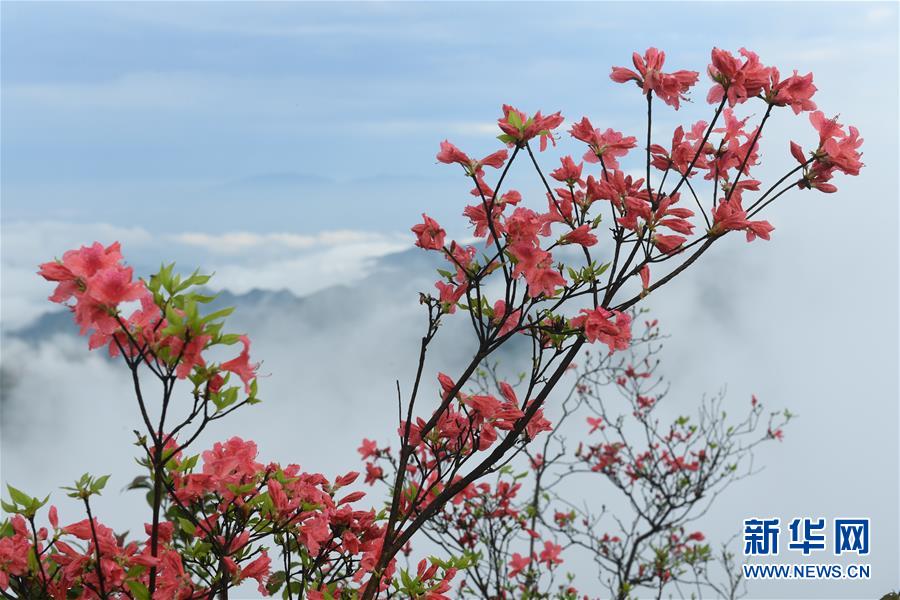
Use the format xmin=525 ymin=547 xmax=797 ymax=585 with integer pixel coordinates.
xmin=639 ymin=265 xmax=650 ymax=291
xmin=590 ymin=169 xmax=648 ymax=212
xmin=504 ymin=207 xmax=548 ymax=246
xmin=587 ymin=416 xmax=604 ymax=434
xmin=492 ymin=300 xmax=522 ymax=337
xmin=723 ymin=179 xmax=761 ymax=205
xmin=508 ymin=553 xmax=531 ymax=579
xmin=38 ymin=241 xmax=158 ymax=350
xmin=571 ymin=308 xmax=632 ymax=353
xmin=436 ymin=140 xmax=508 ymax=175
xmin=497 ymin=104 xmax=565 ymax=151
xmin=364 ymin=462 xmax=383 ymax=485
xmin=649 ymin=123 xmax=709 ymax=176
xmin=790 ymin=140 xmax=807 ymax=164
xmin=201 ymin=437 xmax=262 ymax=488
xmin=821 ymin=128 xmax=864 ymax=177
xmin=239 ymin=551 xmax=271 ymax=595
xmin=550 ymin=156 xmax=585 ymax=186
xmin=438 ymin=372 xmax=457 ymax=400
xmin=465 ymin=394 xmax=502 ymax=420
xmin=411 ymin=213 xmax=446 ymax=251
xmin=710 ymin=199 xmax=774 ymax=242
xmin=538 ymin=541 xmax=563 ymax=566
xmin=435 ymin=139 xmax=469 ymax=166
xmin=765 ymin=68 xmax=817 ymax=114
xmin=357 ymin=438 xmax=379 ymax=459
xmin=220 ymin=334 xmax=259 ymax=394
xmin=569 ymin=118 xmax=638 ymax=169
xmin=524 ymin=408 xmax=552 ymax=440
xmin=509 ymin=243 xmax=566 ymax=298
xmin=40 ymin=242 xmax=124 ymax=291
xmin=561 ymin=225 xmax=598 ymax=247
xmin=610 ymin=48 xmax=699 ymax=109
xmin=435 ymin=280 xmax=467 ymax=312
xmin=174 ymin=333 xmax=211 ymax=379
xmin=652 ymin=233 xmax=687 ymax=255
xmin=706 ymin=47 xmax=772 ymax=106
xmin=463 ymin=202 xmax=505 ymax=243
xmin=83 ymin=266 xmax=145 ymax=306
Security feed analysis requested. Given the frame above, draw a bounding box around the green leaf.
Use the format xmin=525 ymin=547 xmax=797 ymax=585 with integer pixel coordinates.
xmin=0 ymin=521 xmax=14 ymax=537
xmin=266 ymin=571 xmax=286 ymax=594
xmin=200 ymin=307 xmax=235 ymax=325
xmin=218 ymin=333 xmax=242 ymax=345
xmin=126 ymin=580 xmax=151 ymax=600
xmin=6 ymin=485 xmax=31 ymax=507
xmin=91 ymin=475 xmax=111 ymax=494
xmin=178 ymin=517 xmax=196 ymax=535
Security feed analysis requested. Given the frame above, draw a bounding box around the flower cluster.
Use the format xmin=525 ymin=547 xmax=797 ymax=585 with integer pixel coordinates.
xmin=0 ymin=487 xmax=196 ymax=598
xmin=163 ymin=436 xmax=386 ymax=598
xmin=13 ymin=42 xmax=857 ymax=600
xmin=38 ymin=244 xmax=260 ymax=400
xmin=793 ymin=111 xmax=865 ymax=193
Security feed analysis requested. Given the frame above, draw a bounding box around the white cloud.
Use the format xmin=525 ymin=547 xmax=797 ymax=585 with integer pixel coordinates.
xmin=171 ymin=229 xmax=396 ymax=254
xmin=207 ymin=238 xmax=409 ymax=296
xmin=1 ymin=221 xmax=410 ymax=330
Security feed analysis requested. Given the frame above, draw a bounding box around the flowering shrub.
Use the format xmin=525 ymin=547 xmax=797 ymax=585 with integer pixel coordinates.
xmin=2 ymin=45 xmax=860 ymax=599
xmin=367 ymin=318 xmax=792 ymax=599
xmin=361 ymin=44 xmax=860 ymax=599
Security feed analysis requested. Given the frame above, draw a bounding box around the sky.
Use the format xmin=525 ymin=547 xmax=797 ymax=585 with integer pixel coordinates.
xmin=1 ymin=2 xmax=899 ymax=598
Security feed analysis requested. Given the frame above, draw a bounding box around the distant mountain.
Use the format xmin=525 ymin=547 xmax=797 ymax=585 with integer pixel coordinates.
xmin=5 ymin=247 xmax=445 ymax=344
xmin=221 ymin=171 xmax=335 ymax=189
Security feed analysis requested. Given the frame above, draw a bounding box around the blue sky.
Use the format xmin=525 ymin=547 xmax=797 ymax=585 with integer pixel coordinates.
xmin=3 ymin=1 xmax=897 ymax=326
xmin=1 ymin=4 xmax=899 ymax=596
xmin=3 ymin=2 xmax=897 ymax=233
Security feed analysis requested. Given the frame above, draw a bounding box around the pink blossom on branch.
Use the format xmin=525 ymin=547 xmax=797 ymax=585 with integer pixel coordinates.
xmin=568 ymin=117 xmax=639 ymax=169
xmin=436 ymin=139 xmax=508 ymax=175
xmin=706 ymin=47 xmax=772 ymax=106
xmin=610 ymin=47 xmax=700 ymax=109
xmin=764 ymin=68 xmax=818 ymax=114
xmin=219 ymin=335 xmax=259 ymax=394
xmin=561 ymin=224 xmax=598 ymax=247
xmin=497 ymin=104 xmax=565 ymax=151
xmin=411 ymin=213 xmax=446 ymax=250
xmin=571 ymin=308 xmax=632 ymax=353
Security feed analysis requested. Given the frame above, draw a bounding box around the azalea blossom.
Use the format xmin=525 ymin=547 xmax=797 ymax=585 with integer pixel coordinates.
xmin=492 ymin=300 xmax=522 ymax=337
xmin=509 ymin=243 xmax=566 ymax=298
xmin=794 ymin=111 xmax=864 ymax=193
xmin=508 ymin=552 xmax=531 ymax=579
xmin=411 ymin=213 xmax=446 ymax=250
xmin=550 ymin=155 xmax=585 ymax=186
xmin=497 ymin=104 xmax=565 ymax=151
xmin=706 ymin=47 xmax=772 ymax=106
xmin=569 ymin=118 xmax=638 ymax=169
xmin=220 ymin=334 xmax=259 ymax=393
xmin=561 ymin=225 xmax=598 ymax=247
xmin=587 ymin=416 xmax=604 ymax=434
xmin=538 ymin=541 xmax=563 ymax=566
xmin=764 ymin=68 xmax=817 ymax=114
xmin=639 ymin=265 xmax=651 ymax=292
xmin=611 ymin=47 xmax=700 ymax=109
xmin=436 ymin=140 xmax=508 ymax=176
xmin=571 ymin=308 xmax=632 ymax=352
